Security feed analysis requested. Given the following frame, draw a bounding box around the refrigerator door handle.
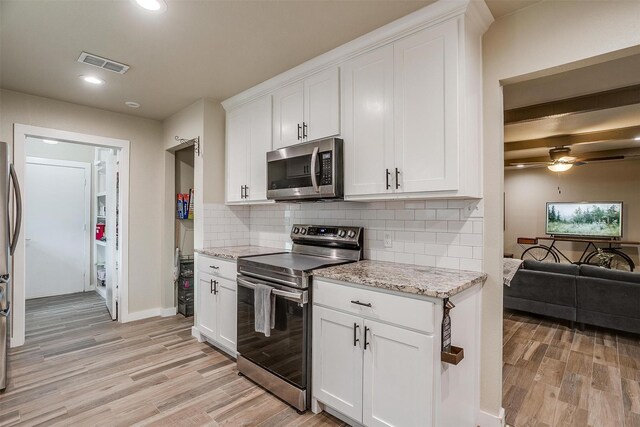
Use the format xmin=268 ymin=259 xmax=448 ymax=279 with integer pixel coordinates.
xmin=9 ymin=163 xmax=22 ymax=256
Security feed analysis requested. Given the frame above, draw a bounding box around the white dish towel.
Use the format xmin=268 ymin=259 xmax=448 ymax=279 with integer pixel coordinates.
xmin=503 ymin=258 xmax=524 ymax=286
xmin=254 ymin=283 xmax=276 ymax=337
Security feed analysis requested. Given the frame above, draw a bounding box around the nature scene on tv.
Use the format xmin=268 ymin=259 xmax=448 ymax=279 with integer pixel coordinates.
xmin=546 ymin=202 xmax=622 ymax=237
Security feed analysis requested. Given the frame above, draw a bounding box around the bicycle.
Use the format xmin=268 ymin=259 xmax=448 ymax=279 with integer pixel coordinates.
xmin=517 ymin=236 xmax=636 ymax=272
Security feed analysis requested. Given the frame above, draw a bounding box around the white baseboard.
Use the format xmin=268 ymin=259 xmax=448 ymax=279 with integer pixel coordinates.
xmin=161 ymin=307 xmax=177 ymax=317
xmin=123 ymin=308 xmax=161 ymax=322
xmin=477 ymin=408 xmax=505 ymax=427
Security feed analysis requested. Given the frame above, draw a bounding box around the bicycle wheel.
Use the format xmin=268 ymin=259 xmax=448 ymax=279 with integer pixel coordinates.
xmin=521 ymin=245 xmax=559 ymax=262
xmin=584 ymin=249 xmax=635 ymax=272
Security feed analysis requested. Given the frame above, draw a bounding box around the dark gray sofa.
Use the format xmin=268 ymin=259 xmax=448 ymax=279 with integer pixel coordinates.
xmin=505 ymin=260 xmax=640 ymax=334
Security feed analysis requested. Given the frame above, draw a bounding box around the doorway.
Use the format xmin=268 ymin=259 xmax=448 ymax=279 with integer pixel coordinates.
xmin=11 ymin=124 xmax=130 ymax=347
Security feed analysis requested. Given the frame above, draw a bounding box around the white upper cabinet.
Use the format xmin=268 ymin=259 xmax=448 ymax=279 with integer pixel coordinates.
xmin=394 ymin=19 xmax=459 ymax=194
xmin=225 ymin=95 xmax=272 ymax=204
xmin=273 ymin=67 xmax=340 ymax=149
xmin=342 ymin=45 xmax=394 ymax=197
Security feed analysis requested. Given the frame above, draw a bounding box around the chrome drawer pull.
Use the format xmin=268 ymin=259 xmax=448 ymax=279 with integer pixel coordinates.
xmin=351 ymin=300 xmax=372 ymax=308
xmin=209 ymin=265 xmax=219 ymax=270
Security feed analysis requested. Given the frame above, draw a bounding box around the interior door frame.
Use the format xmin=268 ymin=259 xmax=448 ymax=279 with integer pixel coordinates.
xmin=25 ymin=156 xmax=92 ymax=296
xmin=12 ymin=124 xmax=130 ymax=347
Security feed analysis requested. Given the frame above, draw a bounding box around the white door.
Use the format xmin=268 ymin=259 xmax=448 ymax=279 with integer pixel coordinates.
xmin=394 ymin=20 xmax=459 ymax=193
xmin=198 ymin=272 xmax=217 ymax=338
xmin=215 ymin=277 xmax=237 ymax=352
xmin=247 ymin=95 xmax=272 ymax=202
xmin=273 ymin=81 xmax=304 ymax=149
xmin=304 ymin=67 xmax=340 ymax=141
xmin=226 ymin=106 xmax=249 ymax=203
xmin=312 ymin=306 xmax=364 ymax=423
xmin=342 ymin=44 xmax=395 ymax=197
xmin=363 ymin=320 xmax=434 ymax=427
xmin=25 ymin=158 xmax=90 ymax=299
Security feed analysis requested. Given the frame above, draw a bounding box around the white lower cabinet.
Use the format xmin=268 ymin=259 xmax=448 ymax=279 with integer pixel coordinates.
xmin=313 ymin=292 xmax=434 ymax=427
xmin=194 ymin=254 xmax=237 ymax=355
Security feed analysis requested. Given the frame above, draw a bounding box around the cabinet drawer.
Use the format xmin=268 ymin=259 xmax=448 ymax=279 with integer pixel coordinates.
xmin=197 ymin=255 xmax=237 ymax=280
xmin=313 ymin=279 xmax=434 ymax=333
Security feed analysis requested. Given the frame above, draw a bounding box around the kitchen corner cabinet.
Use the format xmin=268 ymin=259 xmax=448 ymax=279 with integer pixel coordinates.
xmin=193 ymin=253 xmax=237 ymax=356
xmin=226 ymin=95 xmax=272 ymax=204
xmin=273 ymin=67 xmax=340 ymax=149
xmin=343 ymin=17 xmax=482 ymax=200
xmin=312 ymin=278 xmax=482 ymax=427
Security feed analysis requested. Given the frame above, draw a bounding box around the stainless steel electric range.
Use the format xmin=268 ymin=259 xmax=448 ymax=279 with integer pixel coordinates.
xmin=236 ymin=224 xmax=363 ymax=411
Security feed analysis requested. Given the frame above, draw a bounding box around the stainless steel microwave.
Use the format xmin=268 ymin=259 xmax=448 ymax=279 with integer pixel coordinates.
xmin=266 ymin=138 xmax=343 ymax=202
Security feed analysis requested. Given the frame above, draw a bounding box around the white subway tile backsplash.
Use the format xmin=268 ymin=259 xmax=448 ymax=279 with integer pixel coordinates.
xmin=203 ymin=199 xmax=483 ymax=271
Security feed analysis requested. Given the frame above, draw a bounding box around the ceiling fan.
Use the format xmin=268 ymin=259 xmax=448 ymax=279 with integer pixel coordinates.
xmin=511 ymin=146 xmax=625 ymax=172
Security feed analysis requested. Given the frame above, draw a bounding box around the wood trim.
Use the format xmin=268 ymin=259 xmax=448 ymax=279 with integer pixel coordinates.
xmin=505 ymin=147 xmax=640 ymax=166
xmin=504 ymin=125 xmax=640 ymax=152
xmin=504 ymin=83 xmax=640 ymax=124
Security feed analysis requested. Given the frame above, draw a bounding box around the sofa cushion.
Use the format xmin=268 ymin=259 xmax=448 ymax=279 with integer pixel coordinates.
xmin=506 ymin=269 xmax=576 ymax=306
xmin=577 ymin=277 xmax=640 ymax=318
xmin=579 ymin=264 xmax=640 ymax=284
xmin=522 ymin=260 xmax=579 ymax=276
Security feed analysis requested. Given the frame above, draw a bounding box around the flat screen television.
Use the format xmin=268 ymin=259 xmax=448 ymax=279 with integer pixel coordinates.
xmin=546 ymin=202 xmax=623 ymax=238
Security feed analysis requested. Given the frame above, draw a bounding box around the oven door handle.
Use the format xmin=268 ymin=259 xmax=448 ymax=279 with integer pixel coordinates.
xmin=310 ymin=146 xmax=320 ymax=193
xmin=237 ymin=277 xmax=308 ymax=305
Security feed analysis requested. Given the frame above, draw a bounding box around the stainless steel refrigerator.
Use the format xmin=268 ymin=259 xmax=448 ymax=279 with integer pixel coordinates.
xmin=0 ymin=141 xmax=22 ymax=391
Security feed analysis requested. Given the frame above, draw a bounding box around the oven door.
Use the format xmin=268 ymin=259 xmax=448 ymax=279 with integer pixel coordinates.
xmin=236 ymin=275 xmax=309 ymax=389
xmin=266 ymin=138 xmax=342 ymax=201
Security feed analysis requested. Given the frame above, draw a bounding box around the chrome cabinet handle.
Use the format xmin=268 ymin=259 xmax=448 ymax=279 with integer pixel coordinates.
xmin=353 ymin=323 xmax=360 ymax=347
xmin=210 ymin=279 xmax=214 ymax=294
xmin=310 ymin=146 xmax=320 ymax=193
xmin=395 ymin=168 xmax=400 ymax=189
xmin=385 ymin=169 xmax=391 ymax=190
xmin=351 ymin=300 xmax=372 ymax=308
xmin=213 ymin=280 xmax=218 ymax=295
xmin=209 ymin=265 xmax=219 ymax=270
xmin=297 ymin=124 xmax=302 ymax=140
xmin=303 ymin=122 xmax=308 ymax=139
xmin=364 ymin=326 xmax=370 ymax=350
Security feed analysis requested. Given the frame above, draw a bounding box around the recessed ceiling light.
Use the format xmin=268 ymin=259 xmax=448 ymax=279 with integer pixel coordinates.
xmin=125 ymin=101 xmax=141 ymax=108
xmin=80 ymin=75 xmax=105 ymax=85
xmin=42 ymin=139 xmax=59 ymax=145
xmin=634 ymin=136 xmax=640 ymax=141
xmin=134 ymin=0 xmax=167 ymax=12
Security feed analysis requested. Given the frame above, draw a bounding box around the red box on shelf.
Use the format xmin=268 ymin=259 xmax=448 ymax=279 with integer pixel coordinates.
xmin=96 ymin=224 xmax=105 ymax=241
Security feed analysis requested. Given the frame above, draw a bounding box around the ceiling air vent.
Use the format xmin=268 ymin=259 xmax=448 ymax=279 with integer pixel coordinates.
xmin=77 ymin=52 xmax=130 ymax=74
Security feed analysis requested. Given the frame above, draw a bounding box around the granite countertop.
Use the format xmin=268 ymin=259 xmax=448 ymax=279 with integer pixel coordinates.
xmin=195 ymin=246 xmax=283 ymax=261
xmin=314 ymin=260 xmax=487 ymax=299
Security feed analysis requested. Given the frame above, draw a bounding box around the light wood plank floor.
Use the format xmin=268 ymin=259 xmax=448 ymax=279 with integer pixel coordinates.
xmin=504 ymin=309 xmax=640 ymax=427
xmin=1 ymin=292 xmax=344 ymax=426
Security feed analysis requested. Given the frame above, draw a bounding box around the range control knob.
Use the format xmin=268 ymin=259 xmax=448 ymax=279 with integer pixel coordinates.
xmin=347 ymin=230 xmax=356 ymax=238
xmin=338 ymin=229 xmax=346 ymax=238
xmin=293 ymin=227 xmax=300 ymax=234
xmin=300 ymin=228 xmax=307 ymax=235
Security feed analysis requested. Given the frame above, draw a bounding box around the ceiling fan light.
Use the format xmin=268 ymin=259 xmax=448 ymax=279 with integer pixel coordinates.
xmin=548 ymin=163 xmax=573 ymax=172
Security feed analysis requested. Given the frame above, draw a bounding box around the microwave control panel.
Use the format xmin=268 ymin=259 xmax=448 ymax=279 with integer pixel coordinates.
xmin=320 ymin=152 xmax=332 ymax=186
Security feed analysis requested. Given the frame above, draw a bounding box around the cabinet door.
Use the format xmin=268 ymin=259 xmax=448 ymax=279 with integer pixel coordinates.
xmin=247 ymin=96 xmax=272 ymax=202
xmin=273 ymin=81 xmax=304 ymax=149
xmin=312 ymin=306 xmax=364 ymax=423
xmin=363 ymin=320 xmax=434 ymax=427
xmin=226 ymin=106 xmax=249 ymax=203
xmin=304 ymin=67 xmax=340 ymax=141
xmin=198 ymin=272 xmax=217 ymax=339
xmin=394 ymin=20 xmax=459 ymax=193
xmin=342 ymin=45 xmax=395 ymax=197
xmin=215 ymin=277 xmax=237 ymax=352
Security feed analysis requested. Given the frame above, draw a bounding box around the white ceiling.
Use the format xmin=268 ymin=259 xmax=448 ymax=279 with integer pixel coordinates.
xmin=0 ymin=0 xmax=540 ymax=121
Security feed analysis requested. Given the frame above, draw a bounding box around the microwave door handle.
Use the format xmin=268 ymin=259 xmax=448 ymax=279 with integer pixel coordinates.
xmin=310 ymin=146 xmax=320 ymax=193
xmin=9 ymin=163 xmax=22 ymax=256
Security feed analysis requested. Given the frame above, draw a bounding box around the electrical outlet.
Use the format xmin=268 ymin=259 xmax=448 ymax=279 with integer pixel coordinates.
xmin=384 ymin=231 xmax=393 ymax=248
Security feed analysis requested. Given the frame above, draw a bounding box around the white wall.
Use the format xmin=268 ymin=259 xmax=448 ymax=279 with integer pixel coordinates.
xmin=1 ymin=89 xmax=164 ymax=315
xmin=504 ymin=160 xmax=640 ymax=265
xmin=482 ymin=1 xmax=640 ymax=421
